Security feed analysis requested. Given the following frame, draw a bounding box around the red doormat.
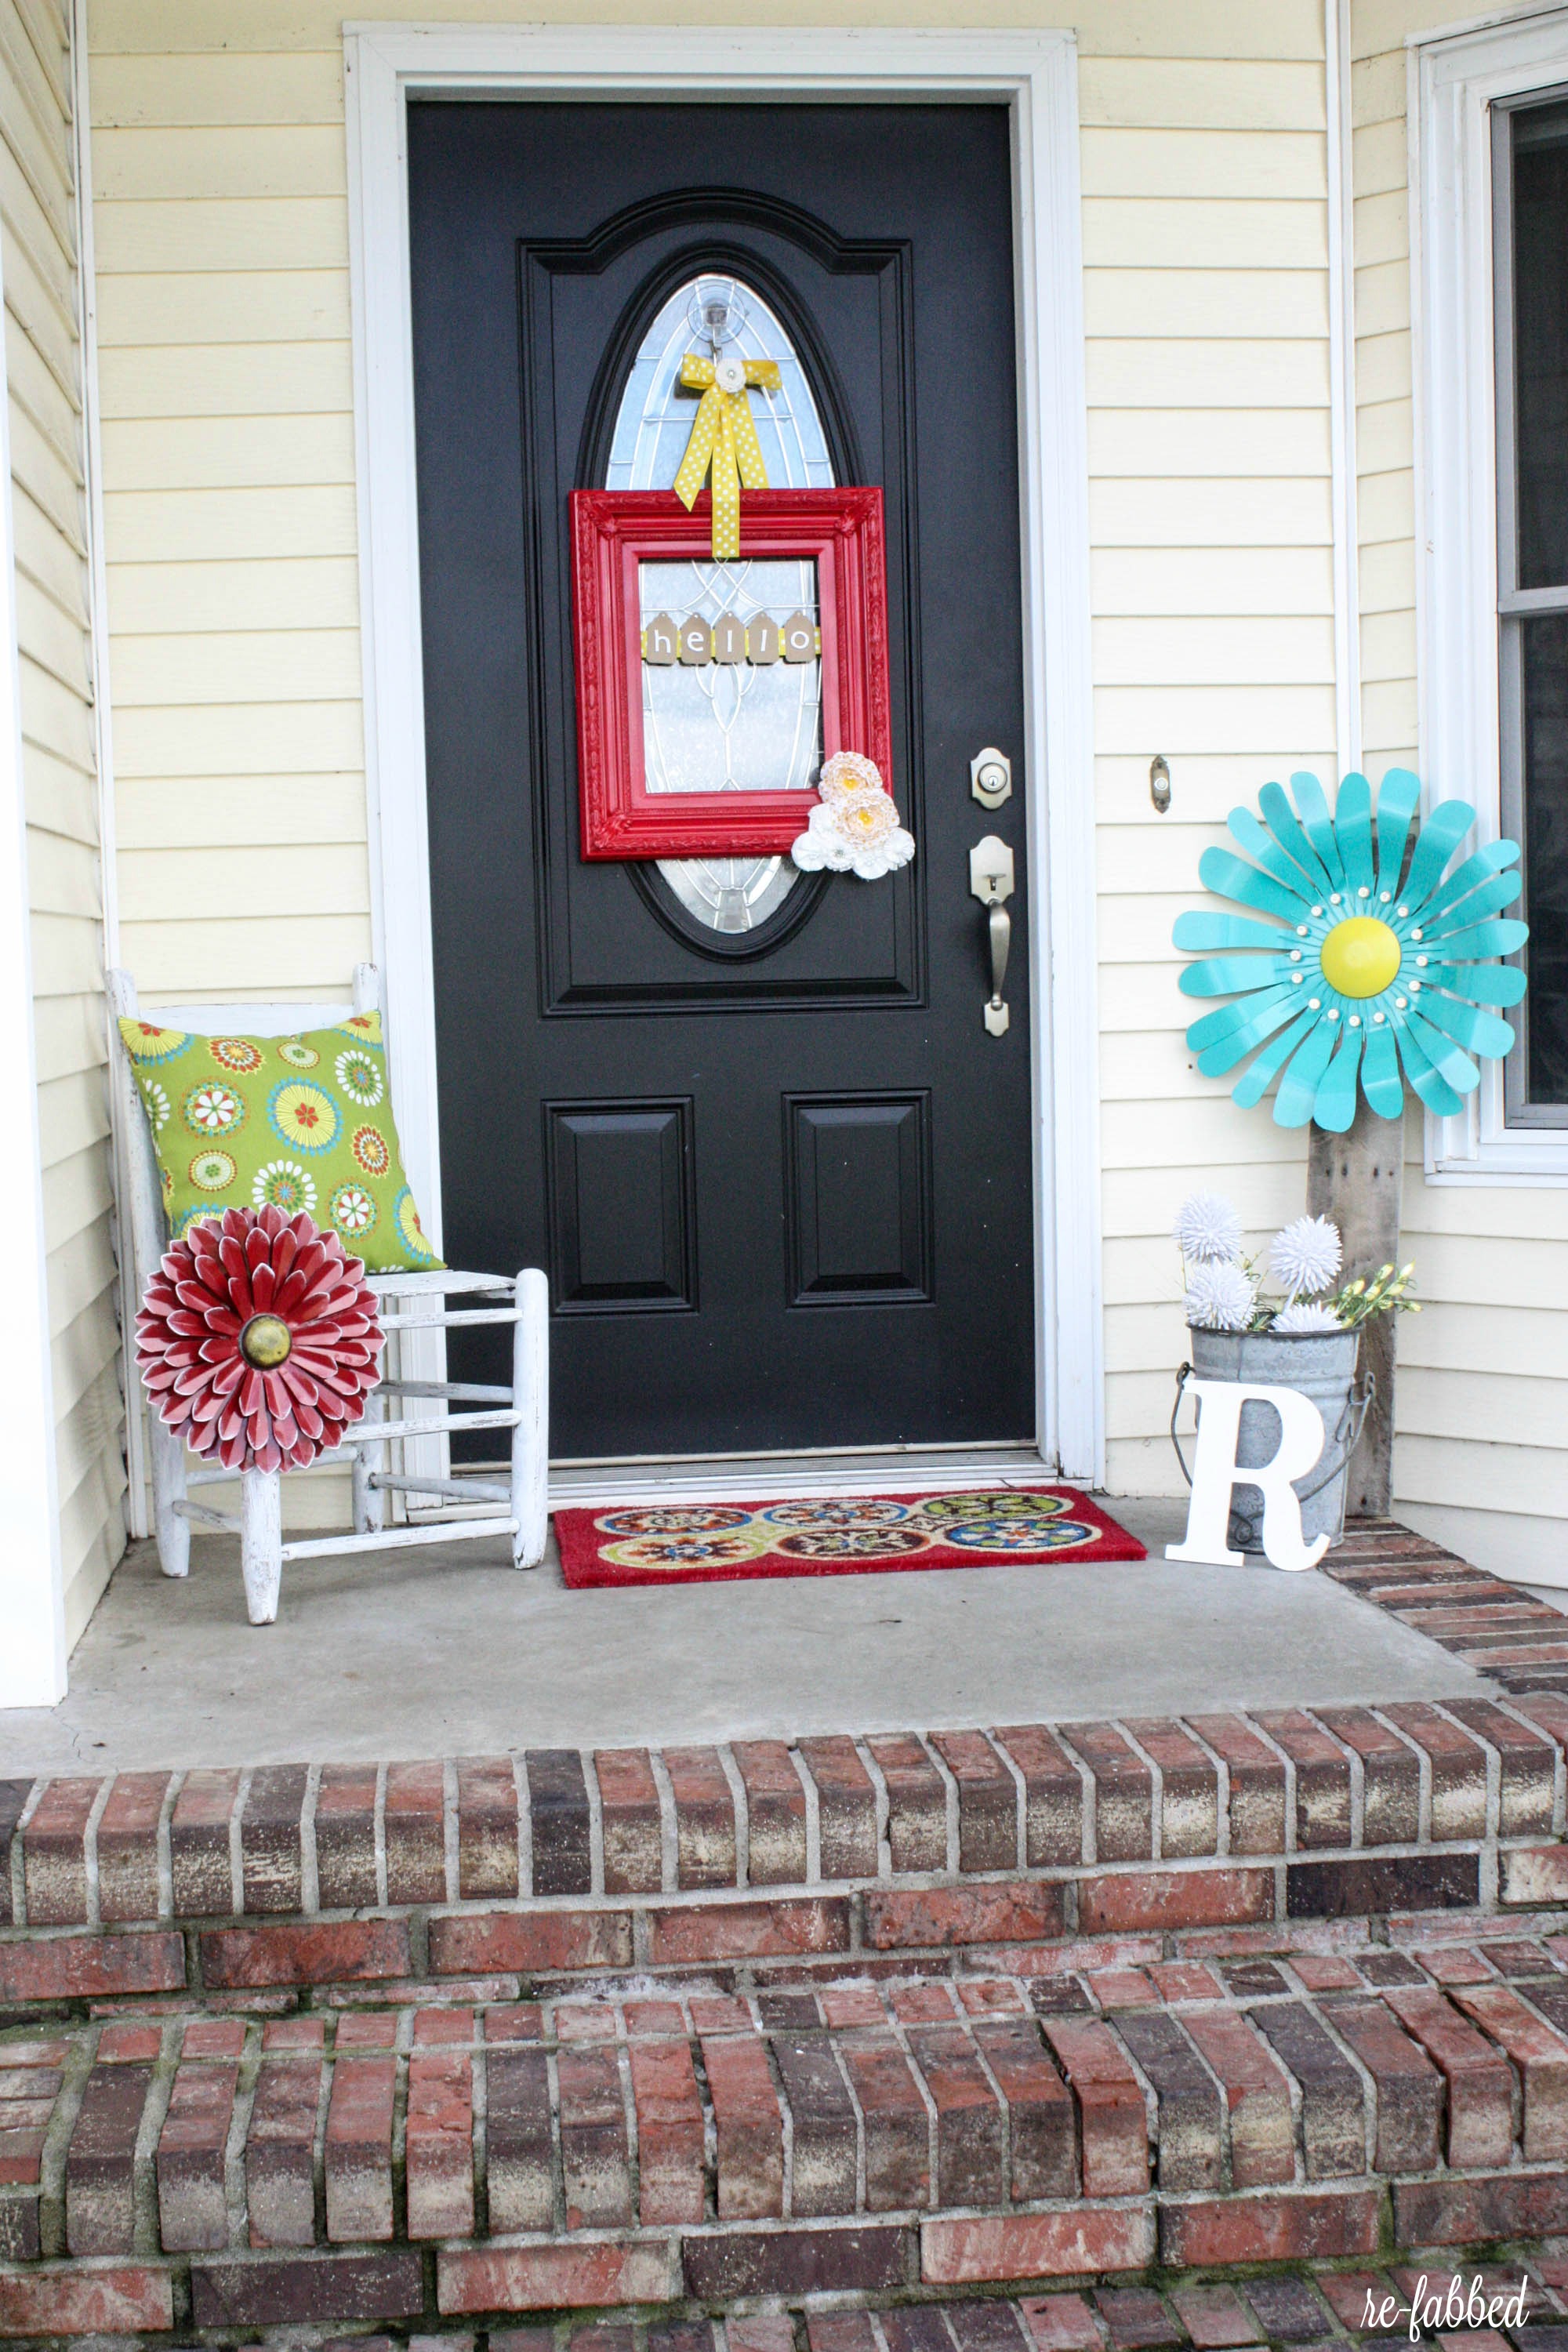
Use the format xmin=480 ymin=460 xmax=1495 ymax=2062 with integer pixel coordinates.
xmin=556 ymin=1487 xmax=1146 ymax=1588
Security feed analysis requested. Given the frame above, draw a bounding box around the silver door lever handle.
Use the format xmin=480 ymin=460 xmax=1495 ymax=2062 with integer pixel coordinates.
xmin=969 ymin=834 xmax=1015 ymax=1036
xmin=987 ymin=903 xmax=1011 ymax=1033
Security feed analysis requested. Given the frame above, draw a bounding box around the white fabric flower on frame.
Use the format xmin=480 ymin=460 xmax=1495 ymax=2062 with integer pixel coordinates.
xmin=1185 ymin=1261 xmax=1256 ymax=1331
xmin=1272 ymin=1300 xmax=1344 ymax=1334
xmin=791 ymin=750 xmax=915 ymax=880
xmin=1269 ymin=1214 xmax=1342 ymax=1300
xmin=1172 ymin=1190 xmax=1243 ymax=1264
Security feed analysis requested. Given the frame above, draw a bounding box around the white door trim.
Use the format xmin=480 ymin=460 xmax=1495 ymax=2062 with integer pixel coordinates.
xmin=344 ymin=21 xmax=1104 ymax=1481
xmin=1325 ymin=0 xmax=1362 ymax=782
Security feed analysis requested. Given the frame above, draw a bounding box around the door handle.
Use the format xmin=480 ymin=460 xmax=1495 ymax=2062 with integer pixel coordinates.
xmin=968 ymin=834 xmax=1015 ymax=1036
xmin=985 ymin=903 xmax=1011 ymax=1035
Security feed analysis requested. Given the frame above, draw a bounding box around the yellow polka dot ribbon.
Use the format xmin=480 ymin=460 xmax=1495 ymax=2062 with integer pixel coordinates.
xmin=672 ymin=354 xmax=782 ymax=559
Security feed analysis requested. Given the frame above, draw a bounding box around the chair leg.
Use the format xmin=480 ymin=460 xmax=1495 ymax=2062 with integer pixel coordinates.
xmin=511 ymin=1267 xmax=550 ymax=1568
xmin=240 ymin=1466 xmax=284 ymax=1624
xmin=352 ymin=1388 xmax=388 ymax=1533
xmin=148 ymin=1416 xmax=191 ymax=1579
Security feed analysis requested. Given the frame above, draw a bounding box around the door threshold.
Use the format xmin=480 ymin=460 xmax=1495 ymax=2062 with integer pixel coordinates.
xmin=546 ymin=1444 xmax=1057 ymax=1510
xmin=552 ymin=1437 xmax=1035 ymax=1468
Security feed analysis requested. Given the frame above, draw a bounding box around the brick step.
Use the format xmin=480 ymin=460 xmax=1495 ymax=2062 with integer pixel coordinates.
xmin=4 ymin=2266 xmax=1567 ymax=2352
xmin=1322 ymin=1527 xmax=1568 ymax=1696
xmin=3 ymin=1695 xmax=1566 ymax=2004
xmin=3 ymin=2263 xmax=1566 ymax=2352
xmin=5 ymin=1926 xmax=1568 ymax=2334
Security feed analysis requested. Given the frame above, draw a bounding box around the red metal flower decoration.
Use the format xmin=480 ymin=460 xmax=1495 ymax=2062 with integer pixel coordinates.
xmin=136 ymin=1204 xmax=383 ymax=1472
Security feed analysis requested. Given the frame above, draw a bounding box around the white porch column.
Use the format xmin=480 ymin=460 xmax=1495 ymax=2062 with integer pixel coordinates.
xmin=0 ymin=225 xmax=67 ymax=1708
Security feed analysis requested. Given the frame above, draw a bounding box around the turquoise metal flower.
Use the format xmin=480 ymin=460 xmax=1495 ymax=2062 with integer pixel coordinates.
xmin=1172 ymin=768 xmax=1528 ymax=1131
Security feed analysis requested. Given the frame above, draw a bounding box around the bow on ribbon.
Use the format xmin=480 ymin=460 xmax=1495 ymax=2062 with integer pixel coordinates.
xmin=673 ymin=353 xmax=782 ymax=559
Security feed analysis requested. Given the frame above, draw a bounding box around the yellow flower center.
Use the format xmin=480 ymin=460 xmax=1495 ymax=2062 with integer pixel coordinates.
xmin=1319 ymin=915 xmax=1403 ymax=1000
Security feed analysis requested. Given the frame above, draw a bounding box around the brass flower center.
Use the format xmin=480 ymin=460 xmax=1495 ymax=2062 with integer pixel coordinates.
xmin=238 ymin=1312 xmax=292 ymax=1369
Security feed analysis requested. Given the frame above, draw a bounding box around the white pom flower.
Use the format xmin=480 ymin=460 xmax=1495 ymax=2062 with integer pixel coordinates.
xmin=1173 ymin=1191 xmax=1243 ymax=1264
xmin=1269 ymin=1214 xmax=1342 ymax=1299
xmin=1272 ymin=1300 xmax=1344 ymax=1334
xmin=1185 ymin=1261 xmax=1256 ymax=1330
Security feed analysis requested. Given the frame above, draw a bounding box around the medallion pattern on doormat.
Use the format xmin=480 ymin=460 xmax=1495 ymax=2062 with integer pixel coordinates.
xmin=556 ymin=1487 xmax=1145 ymax=1588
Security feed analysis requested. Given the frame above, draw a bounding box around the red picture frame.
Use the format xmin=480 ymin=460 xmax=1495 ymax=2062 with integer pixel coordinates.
xmin=569 ymin=486 xmax=892 ymax=859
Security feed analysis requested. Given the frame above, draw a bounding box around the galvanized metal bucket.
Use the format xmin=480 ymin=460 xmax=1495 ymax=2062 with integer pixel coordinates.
xmin=1171 ymin=1327 xmax=1371 ymax=1558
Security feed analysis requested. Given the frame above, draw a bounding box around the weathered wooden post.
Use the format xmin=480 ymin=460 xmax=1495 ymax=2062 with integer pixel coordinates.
xmin=1307 ymin=1103 xmax=1403 ymax=1518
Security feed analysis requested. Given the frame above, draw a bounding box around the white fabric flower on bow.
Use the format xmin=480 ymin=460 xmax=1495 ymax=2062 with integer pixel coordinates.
xmin=791 ymin=751 xmax=915 ymax=880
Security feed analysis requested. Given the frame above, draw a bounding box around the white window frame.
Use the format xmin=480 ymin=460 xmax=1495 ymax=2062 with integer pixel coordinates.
xmin=1415 ymin=2 xmax=1568 ymax=1180
xmin=344 ymin=23 xmax=1103 ymax=1479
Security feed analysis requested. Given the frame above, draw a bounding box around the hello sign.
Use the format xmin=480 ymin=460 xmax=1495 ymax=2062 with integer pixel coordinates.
xmin=642 ymin=610 xmax=819 ymax=667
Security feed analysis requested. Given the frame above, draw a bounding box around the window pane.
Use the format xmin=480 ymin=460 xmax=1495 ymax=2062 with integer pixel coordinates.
xmin=1522 ymin=612 xmax=1568 ymax=1101
xmin=1512 ymin=99 xmax=1568 ymax=589
xmin=639 ymin=557 xmax=822 ymax=797
xmin=657 ymin=855 xmax=798 ymax=935
xmin=608 ymin=271 xmax=835 ymax=937
xmin=607 ymin=273 xmax=834 ymax=495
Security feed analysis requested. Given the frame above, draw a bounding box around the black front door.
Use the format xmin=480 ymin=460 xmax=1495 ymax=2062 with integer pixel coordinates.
xmin=408 ymin=101 xmax=1036 ymax=1460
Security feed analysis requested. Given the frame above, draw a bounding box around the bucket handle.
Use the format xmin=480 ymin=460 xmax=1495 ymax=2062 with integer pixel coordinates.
xmin=1169 ymin=1363 xmax=1196 ymax=1487
xmin=1169 ymin=1360 xmax=1376 ymax=1504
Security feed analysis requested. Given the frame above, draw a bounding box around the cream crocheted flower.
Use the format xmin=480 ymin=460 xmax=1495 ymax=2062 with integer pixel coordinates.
xmin=791 ymin=751 xmax=915 ymax=881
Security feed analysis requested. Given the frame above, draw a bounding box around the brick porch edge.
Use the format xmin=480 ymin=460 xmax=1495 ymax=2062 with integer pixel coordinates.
xmin=3 ymin=1691 xmax=1566 ymax=1980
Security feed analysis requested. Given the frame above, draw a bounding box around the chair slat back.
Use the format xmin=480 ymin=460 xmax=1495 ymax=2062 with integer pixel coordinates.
xmin=150 ymin=1002 xmax=358 ymax=1035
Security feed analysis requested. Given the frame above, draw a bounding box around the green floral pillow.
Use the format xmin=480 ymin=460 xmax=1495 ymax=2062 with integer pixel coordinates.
xmin=118 ymin=1007 xmax=443 ymax=1274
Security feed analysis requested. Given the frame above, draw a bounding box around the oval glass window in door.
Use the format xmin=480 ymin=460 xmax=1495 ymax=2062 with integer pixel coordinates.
xmin=607 ymin=274 xmax=833 ymax=936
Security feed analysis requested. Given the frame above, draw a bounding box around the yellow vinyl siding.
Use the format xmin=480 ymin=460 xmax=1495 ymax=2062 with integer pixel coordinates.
xmin=86 ymin=0 xmax=1344 ymax=1512
xmin=8 ymin=0 xmax=122 ymax=1642
xmin=1345 ymin=0 xmax=1568 ymax=1584
xmin=96 ymin=34 xmax=365 ymax=1012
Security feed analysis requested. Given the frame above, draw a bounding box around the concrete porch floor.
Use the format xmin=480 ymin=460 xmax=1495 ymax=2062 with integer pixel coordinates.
xmin=0 ymin=1496 xmax=1501 ymax=1775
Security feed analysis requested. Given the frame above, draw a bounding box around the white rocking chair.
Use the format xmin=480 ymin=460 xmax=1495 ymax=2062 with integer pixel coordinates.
xmin=108 ymin=964 xmax=549 ymax=1624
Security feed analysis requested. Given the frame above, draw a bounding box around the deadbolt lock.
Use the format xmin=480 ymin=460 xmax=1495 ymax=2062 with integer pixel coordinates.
xmin=971 ymin=746 xmax=1012 ymax=809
